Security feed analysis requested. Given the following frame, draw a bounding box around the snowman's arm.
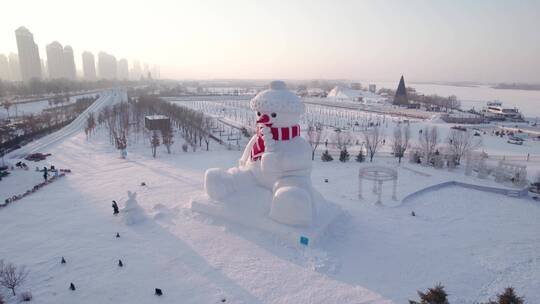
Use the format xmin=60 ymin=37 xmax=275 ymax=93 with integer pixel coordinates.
xmin=275 ymin=140 xmax=312 ymax=172
xmin=239 ymin=135 xmax=257 ymax=167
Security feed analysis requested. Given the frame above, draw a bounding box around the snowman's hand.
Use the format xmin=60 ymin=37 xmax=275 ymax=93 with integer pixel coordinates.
xmin=261 ymin=152 xmax=281 ymax=172
xmin=261 ymin=126 xmax=277 ymax=152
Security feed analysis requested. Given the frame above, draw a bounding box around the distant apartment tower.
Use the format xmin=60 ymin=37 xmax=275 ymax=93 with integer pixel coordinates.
xmin=8 ymin=53 xmax=21 ymax=81
xmin=393 ymin=75 xmax=409 ymax=105
xmin=41 ymin=59 xmax=47 ymax=79
xmin=130 ymin=60 xmax=142 ymax=80
xmin=151 ymin=65 xmax=160 ymax=79
xmin=368 ymin=84 xmax=376 ymax=93
xmin=46 ymin=41 xmax=65 ymax=79
xmin=82 ymin=51 xmax=97 ymax=80
xmin=98 ymin=52 xmax=117 ymax=79
xmin=63 ymin=45 xmax=77 ymax=80
xmin=117 ymin=58 xmax=129 ymax=80
xmin=14 ymin=26 xmax=42 ymax=81
xmin=350 ymin=82 xmax=362 ymax=90
xmin=143 ymin=63 xmax=150 ymax=78
xmin=0 ymin=54 xmax=9 ymax=80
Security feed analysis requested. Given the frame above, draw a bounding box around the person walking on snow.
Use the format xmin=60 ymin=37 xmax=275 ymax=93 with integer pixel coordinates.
xmin=112 ymin=200 xmax=119 ymax=215
xmin=42 ymin=166 xmax=48 ymax=181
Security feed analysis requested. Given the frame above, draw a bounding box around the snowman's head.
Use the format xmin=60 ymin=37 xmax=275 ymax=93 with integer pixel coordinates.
xmin=250 ymin=80 xmax=304 ymax=128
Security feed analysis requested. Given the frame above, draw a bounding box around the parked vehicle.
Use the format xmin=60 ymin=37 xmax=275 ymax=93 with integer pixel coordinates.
xmin=529 ymin=182 xmax=540 ymax=194
xmin=507 ymin=136 xmax=524 ymax=145
xmin=25 ymin=153 xmax=52 ymax=162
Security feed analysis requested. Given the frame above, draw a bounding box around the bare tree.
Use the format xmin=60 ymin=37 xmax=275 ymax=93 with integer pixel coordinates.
xmin=150 ymin=131 xmax=160 ymax=158
xmin=307 ymin=122 xmax=323 ymax=160
xmin=0 ymin=261 xmax=29 ymax=296
xmin=363 ymin=127 xmax=383 ymax=162
xmin=200 ymin=116 xmax=213 ymax=151
xmin=418 ymin=126 xmax=439 ymax=164
xmin=161 ymin=126 xmax=174 ymax=154
xmin=333 ymin=128 xmax=353 ymax=151
xmin=85 ymin=113 xmax=96 ymax=139
xmin=2 ymin=100 xmax=12 ymax=119
xmin=447 ymin=129 xmax=482 ymax=163
xmin=392 ymin=124 xmax=410 ymax=163
xmin=447 ymin=95 xmax=461 ymax=111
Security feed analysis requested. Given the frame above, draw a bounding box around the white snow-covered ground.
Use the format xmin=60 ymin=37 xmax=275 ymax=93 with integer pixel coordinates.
xmin=1 ymin=95 xmax=540 ymax=303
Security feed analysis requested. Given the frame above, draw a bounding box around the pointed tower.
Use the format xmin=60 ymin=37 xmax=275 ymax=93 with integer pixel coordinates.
xmin=393 ymin=75 xmax=408 ymax=105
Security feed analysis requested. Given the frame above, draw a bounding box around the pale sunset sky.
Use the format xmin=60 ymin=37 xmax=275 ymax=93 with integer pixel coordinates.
xmin=1 ymin=0 xmax=539 ymax=82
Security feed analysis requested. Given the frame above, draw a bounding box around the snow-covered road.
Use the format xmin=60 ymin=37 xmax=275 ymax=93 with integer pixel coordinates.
xmin=7 ymin=89 xmax=125 ymax=159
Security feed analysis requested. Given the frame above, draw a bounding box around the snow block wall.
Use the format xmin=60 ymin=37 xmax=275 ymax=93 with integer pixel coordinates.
xmin=401 ymin=181 xmax=529 ymax=206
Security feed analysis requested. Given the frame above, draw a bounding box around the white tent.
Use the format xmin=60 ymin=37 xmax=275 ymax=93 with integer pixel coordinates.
xmin=327 ymin=86 xmax=385 ymax=104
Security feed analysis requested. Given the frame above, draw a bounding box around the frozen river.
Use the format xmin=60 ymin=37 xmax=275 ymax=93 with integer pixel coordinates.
xmin=371 ymin=81 xmax=540 ymax=119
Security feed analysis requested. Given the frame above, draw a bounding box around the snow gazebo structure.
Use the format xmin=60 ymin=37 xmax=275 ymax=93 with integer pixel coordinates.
xmin=359 ymin=166 xmax=398 ymax=204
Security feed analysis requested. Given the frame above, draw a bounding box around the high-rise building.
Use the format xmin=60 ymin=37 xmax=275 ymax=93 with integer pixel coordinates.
xmin=8 ymin=53 xmax=21 ymax=81
xmin=41 ymin=59 xmax=47 ymax=79
xmin=151 ymin=65 xmax=160 ymax=79
xmin=130 ymin=60 xmax=142 ymax=80
xmin=98 ymin=52 xmax=117 ymax=79
xmin=350 ymin=82 xmax=362 ymax=90
xmin=82 ymin=51 xmax=97 ymax=80
xmin=143 ymin=63 xmax=150 ymax=78
xmin=393 ymin=75 xmax=408 ymax=105
xmin=117 ymin=58 xmax=129 ymax=80
xmin=46 ymin=41 xmax=64 ymax=79
xmin=0 ymin=54 xmax=9 ymax=80
xmin=14 ymin=26 xmax=42 ymax=82
xmin=63 ymin=45 xmax=77 ymax=80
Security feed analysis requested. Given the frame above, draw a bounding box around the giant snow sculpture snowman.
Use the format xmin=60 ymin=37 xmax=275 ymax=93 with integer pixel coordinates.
xmin=204 ymin=81 xmax=314 ymax=226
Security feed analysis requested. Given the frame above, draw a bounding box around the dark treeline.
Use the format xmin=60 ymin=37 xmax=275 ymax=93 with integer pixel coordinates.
xmin=0 ymin=78 xmax=137 ymax=98
xmin=493 ymin=83 xmax=540 ymax=91
xmin=378 ymin=87 xmax=461 ymax=111
xmin=0 ymin=96 xmax=98 ymax=152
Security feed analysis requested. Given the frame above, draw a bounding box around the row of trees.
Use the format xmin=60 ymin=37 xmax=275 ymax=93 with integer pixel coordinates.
xmin=409 ymin=284 xmax=524 ymax=304
xmin=133 ymin=96 xmax=214 ymax=152
xmin=1 ymin=96 xmax=97 ymax=151
xmin=0 ymin=78 xmax=132 ymax=98
xmin=94 ymin=96 xmax=215 ymax=158
xmin=415 ymin=126 xmax=482 ymax=166
xmin=378 ymin=87 xmax=461 ymax=111
xmin=306 ymin=122 xmax=481 ymax=166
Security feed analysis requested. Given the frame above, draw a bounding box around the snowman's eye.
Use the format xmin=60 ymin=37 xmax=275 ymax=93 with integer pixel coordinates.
xmin=271 ymin=113 xmax=277 ymax=118
xmin=257 ymin=112 xmax=261 ymax=116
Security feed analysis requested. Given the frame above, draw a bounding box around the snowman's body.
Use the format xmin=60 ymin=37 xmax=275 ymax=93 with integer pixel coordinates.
xmin=204 ymin=81 xmax=314 ymax=226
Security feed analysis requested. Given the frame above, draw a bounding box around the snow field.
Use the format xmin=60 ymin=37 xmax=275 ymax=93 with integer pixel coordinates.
xmin=1 ymin=92 xmax=539 ymax=303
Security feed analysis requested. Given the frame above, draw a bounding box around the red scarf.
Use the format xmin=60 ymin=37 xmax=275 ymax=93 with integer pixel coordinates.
xmin=251 ymin=125 xmax=300 ymax=161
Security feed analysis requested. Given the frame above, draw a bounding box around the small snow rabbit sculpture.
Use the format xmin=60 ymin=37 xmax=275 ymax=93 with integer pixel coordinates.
xmin=123 ymin=191 xmax=145 ymax=225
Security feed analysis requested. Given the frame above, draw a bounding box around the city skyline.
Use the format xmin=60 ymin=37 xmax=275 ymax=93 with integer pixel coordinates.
xmin=0 ymin=0 xmax=539 ymax=83
xmin=0 ymin=26 xmax=161 ymax=82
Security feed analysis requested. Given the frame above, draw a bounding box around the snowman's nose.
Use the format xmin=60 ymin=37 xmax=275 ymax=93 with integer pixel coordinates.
xmin=256 ymin=114 xmax=270 ymax=124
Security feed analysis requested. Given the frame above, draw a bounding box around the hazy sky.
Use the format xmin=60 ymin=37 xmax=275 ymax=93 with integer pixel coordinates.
xmin=1 ymin=0 xmax=539 ymax=82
